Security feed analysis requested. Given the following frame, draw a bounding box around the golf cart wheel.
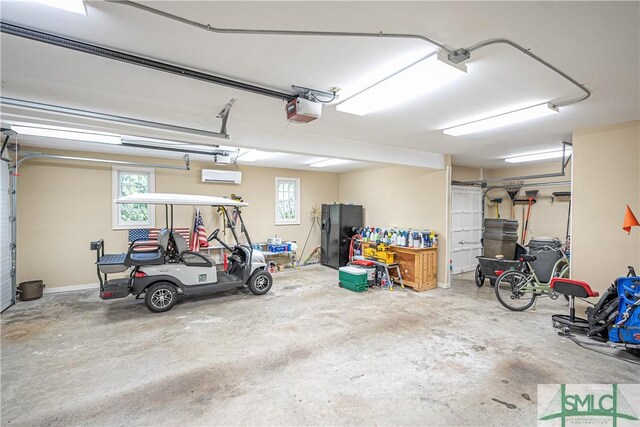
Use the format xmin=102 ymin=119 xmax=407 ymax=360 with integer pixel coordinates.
xmin=248 ymin=270 xmax=273 ymax=295
xmin=475 ymin=264 xmax=485 ymax=288
xmin=145 ymin=282 xmax=178 ymax=313
xmin=338 ymin=281 xmax=343 ymax=287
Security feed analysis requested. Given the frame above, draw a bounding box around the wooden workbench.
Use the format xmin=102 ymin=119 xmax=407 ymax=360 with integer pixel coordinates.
xmin=389 ymin=245 xmax=438 ymax=291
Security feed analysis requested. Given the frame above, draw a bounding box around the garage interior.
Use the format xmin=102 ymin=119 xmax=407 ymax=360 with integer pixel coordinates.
xmin=1 ymin=1 xmax=639 ymax=425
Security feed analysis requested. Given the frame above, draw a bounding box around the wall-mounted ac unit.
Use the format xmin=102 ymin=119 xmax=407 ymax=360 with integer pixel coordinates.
xmin=201 ymin=169 xmax=242 ymax=184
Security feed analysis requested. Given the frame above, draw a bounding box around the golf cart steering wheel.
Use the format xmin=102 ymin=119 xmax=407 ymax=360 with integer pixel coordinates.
xmin=207 ymin=228 xmax=220 ymax=242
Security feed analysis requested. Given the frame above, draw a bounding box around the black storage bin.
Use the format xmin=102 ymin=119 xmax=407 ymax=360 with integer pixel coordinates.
xmin=484 ymin=218 xmax=519 ymax=232
xmin=483 ymin=229 xmax=518 ymax=241
xmin=528 ymin=237 xmax=563 ymax=282
xmin=484 ymin=236 xmax=518 ymax=259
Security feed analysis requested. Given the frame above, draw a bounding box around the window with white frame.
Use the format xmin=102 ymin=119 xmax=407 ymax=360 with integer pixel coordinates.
xmin=275 ymin=177 xmax=300 ymax=225
xmin=112 ymin=167 xmax=155 ymax=229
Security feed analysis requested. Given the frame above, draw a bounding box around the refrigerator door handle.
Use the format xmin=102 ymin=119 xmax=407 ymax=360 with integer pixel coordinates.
xmin=326 ymin=217 xmax=331 ymax=236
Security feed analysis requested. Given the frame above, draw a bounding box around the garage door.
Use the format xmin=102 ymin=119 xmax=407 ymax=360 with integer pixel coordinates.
xmin=1 ymin=160 xmax=13 ymax=312
xmin=451 ymin=186 xmax=483 ymax=274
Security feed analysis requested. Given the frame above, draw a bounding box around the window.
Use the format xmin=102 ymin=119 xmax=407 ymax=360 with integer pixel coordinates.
xmin=112 ymin=167 xmax=155 ymax=229
xmin=275 ymin=177 xmax=300 ymax=225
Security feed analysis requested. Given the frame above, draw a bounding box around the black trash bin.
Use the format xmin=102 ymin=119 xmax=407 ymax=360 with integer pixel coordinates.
xmin=528 ymin=237 xmax=563 ymax=282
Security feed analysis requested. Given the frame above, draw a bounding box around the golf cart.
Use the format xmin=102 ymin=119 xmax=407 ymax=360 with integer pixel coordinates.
xmin=91 ymin=193 xmax=272 ymax=312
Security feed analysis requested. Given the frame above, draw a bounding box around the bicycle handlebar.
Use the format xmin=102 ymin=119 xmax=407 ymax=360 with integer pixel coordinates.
xmin=538 ymin=245 xmax=565 ymax=252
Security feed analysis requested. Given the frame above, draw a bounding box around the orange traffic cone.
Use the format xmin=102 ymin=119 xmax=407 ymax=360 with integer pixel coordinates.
xmin=623 ymin=205 xmax=640 ymax=234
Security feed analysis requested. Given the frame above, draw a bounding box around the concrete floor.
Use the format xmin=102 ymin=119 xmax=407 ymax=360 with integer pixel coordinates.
xmin=1 ymin=265 xmax=638 ymax=426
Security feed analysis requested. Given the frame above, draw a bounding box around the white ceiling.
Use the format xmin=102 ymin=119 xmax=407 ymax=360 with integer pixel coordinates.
xmin=0 ymin=1 xmax=638 ymax=170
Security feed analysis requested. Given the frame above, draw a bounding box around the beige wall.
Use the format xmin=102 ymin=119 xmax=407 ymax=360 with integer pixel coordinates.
xmin=16 ymin=148 xmax=339 ymax=288
xmin=572 ymin=120 xmax=640 ymax=297
xmin=451 ymin=165 xmax=482 ymax=182
xmin=484 ymin=162 xmax=572 ymax=244
xmin=338 ymin=161 xmax=450 ymax=286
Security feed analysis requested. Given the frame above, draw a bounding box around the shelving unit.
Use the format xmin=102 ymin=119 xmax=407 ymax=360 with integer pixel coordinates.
xmin=357 ymin=240 xmax=438 ymax=291
xmin=389 ymin=246 xmax=438 ymax=291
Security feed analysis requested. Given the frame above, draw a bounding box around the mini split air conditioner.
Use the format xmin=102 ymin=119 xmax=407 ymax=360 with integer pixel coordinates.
xmin=201 ymin=169 xmax=242 ymax=184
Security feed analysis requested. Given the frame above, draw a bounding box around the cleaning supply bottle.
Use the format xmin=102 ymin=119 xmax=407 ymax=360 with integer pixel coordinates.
xmin=408 ymin=231 xmax=414 ymax=247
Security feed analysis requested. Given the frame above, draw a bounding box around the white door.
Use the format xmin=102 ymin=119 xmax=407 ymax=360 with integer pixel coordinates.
xmin=1 ymin=161 xmax=13 ymax=312
xmin=450 ymin=186 xmax=483 ymax=274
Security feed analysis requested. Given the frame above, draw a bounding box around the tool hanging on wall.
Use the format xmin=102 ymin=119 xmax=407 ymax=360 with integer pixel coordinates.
xmin=217 ymin=206 xmax=227 ymax=237
xmin=504 ymin=181 xmax=524 ymax=219
xmin=490 ymin=198 xmax=503 ymax=218
xmin=521 ymin=190 xmax=538 ymax=244
xmin=553 ymin=191 xmax=572 ymax=240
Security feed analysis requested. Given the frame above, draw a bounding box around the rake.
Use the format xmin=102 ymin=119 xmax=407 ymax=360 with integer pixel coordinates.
xmin=504 ymin=180 xmax=524 ymax=219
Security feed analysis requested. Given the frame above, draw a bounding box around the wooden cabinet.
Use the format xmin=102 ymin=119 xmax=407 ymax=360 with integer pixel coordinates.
xmin=390 ymin=246 xmax=438 ymax=291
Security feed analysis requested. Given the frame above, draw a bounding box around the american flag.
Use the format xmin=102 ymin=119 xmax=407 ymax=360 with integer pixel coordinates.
xmin=128 ymin=229 xmax=160 ymax=251
xmin=191 ymin=208 xmax=209 ymax=251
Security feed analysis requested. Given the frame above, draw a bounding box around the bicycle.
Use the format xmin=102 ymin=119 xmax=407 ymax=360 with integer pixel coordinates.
xmin=494 ymin=244 xmax=570 ymax=311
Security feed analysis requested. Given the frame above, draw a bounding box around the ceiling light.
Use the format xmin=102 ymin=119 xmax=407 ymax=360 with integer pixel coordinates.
xmin=443 ymin=103 xmax=559 ymax=136
xmin=237 ymin=150 xmax=279 ymax=162
xmin=32 ymin=0 xmax=87 ymax=15
xmin=11 ymin=125 xmax=121 ymax=144
xmin=505 ymin=148 xmax=572 ymax=163
xmin=336 ymin=51 xmax=466 ymax=116
xmin=310 ymin=158 xmax=353 ymax=168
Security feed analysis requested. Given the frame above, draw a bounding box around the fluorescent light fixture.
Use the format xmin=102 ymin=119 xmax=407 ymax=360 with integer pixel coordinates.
xmin=505 ymin=148 xmax=572 ymax=163
xmin=336 ymin=52 xmax=466 ymax=116
xmin=310 ymin=158 xmax=353 ymax=168
xmin=443 ymin=103 xmax=559 ymax=136
xmin=11 ymin=125 xmax=121 ymax=144
xmin=237 ymin=149 xmax=279 ymax=162
xmin=32 ymin=0 xmax=87 ymax=15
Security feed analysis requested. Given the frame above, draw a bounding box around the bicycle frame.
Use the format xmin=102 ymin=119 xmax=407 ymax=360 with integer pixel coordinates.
xmin=513 ymin=250 xmax=570 ymax=295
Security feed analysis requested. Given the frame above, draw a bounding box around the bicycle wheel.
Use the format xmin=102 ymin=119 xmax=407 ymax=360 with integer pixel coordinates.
xmin=495 ymin=270 xmax=537 ymax=311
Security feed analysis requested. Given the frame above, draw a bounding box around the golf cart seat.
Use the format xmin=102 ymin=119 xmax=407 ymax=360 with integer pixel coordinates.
xmin=158 ymin=228 xmax=188 ymax=254
xmin=157 ymin=229 xmax=214 ymax=266
xmin=124 ymin=242 xmax=165 ymax=266
xmin=93 ymin=238 xmax=165 ymax=274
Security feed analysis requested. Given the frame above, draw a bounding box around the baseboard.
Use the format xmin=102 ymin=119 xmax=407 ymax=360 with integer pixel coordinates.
xmin=44 ymin=283 xmax=99 ymax=294
xmin=437 ymin=282 xmax=451 ymax=289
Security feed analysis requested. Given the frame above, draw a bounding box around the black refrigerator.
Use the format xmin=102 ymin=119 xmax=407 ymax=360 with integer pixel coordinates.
xmin=320 ymin=203 xmax=363 ymax=269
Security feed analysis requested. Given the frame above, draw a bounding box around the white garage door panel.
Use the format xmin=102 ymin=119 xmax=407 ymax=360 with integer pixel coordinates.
xmin=450 ymin=186 xmax=483 ymax=274
xmin=1 ymin=161 xmax=13 ymax=312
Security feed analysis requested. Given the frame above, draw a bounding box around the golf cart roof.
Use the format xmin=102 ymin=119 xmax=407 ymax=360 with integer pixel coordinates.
xmin=116 ymin=193 xmax=249 ymax=207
